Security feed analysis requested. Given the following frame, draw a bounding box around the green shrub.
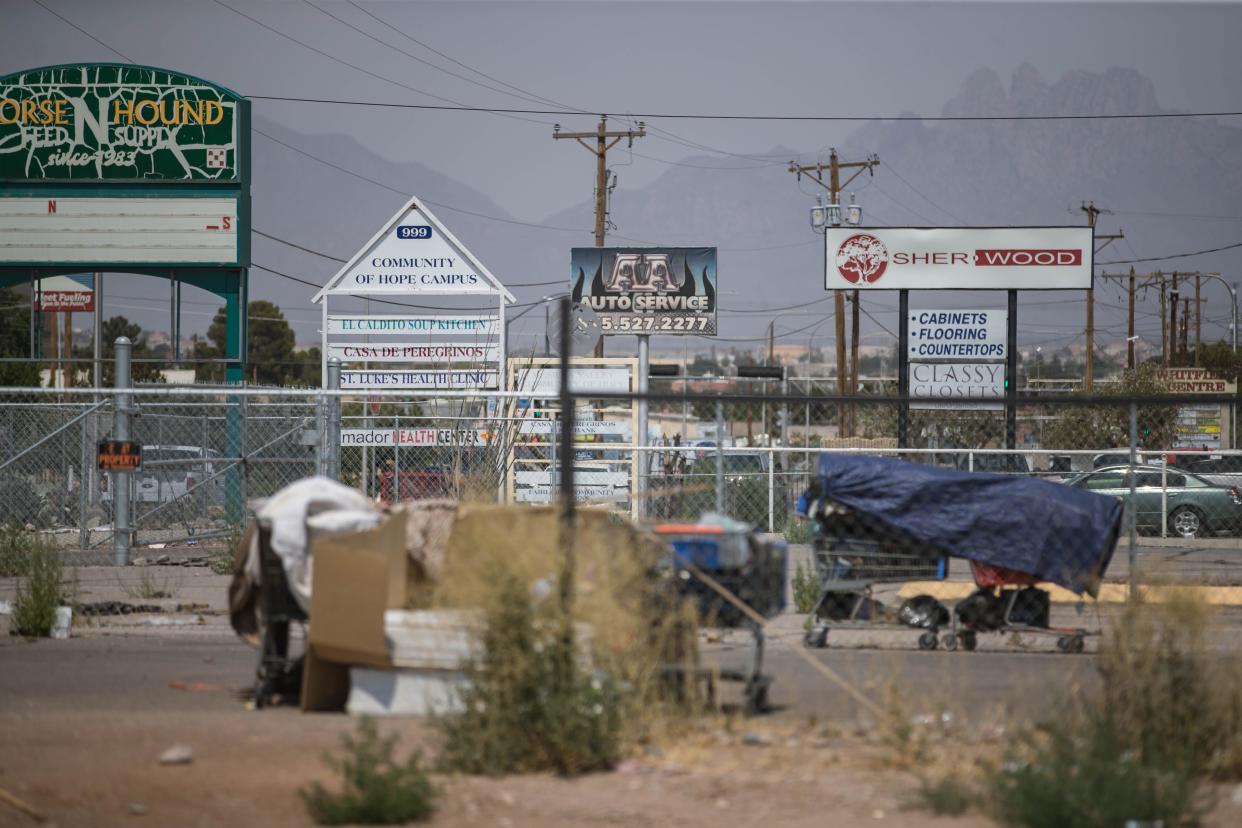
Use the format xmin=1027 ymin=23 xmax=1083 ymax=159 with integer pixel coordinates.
xmin=299 ymin=718 xmax=437 ymax=825
xmin=0 ymin=524 xmax=36 ymax=577
xmin=989 ymin=717 xmax=1207 ymax=828
xmin=435 ymin=570 xmax=623 ymax=776
xmin=909 ymin=773 xmax=975 ymax=817
xmin=791 ymin=559 xmax=820 ymax=614
xmin=783 ymin=516 xmax=814 ymax=545
xmin=985 ymin=596 xmax=1239 ymax=827
xmin=11 ymin=541 xmax=64 ymax=637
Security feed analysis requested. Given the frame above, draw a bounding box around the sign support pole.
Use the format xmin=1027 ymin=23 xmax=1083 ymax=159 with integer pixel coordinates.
xmin=898 ymin=290 xmax=909 ymax=448
xmin=1006 ymin=289 xmax=1018 ymax=450
xmin=637 ymin=334 xmax=649 ymax=518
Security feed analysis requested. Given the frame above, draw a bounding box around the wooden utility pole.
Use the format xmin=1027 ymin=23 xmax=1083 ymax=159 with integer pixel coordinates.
xmin=1170 ymin=273 xmax=1180 ymax=367
xmin=553 ymin=116 xmax=646 ymax=356
xmin=1081 ymin=202 xmax=1123 ymax=389
xmin=788 ymin=149 xmax=879 ymax=436
xmin=1160 ymin=274 xmax=1169 ymax=367
xmin=1195 ymin=273 xmax=1202 ymax=366
xmin=1181 ymin=297 xmax=1190 ymax=364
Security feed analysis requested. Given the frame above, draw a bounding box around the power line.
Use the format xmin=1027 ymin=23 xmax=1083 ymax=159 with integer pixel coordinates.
xmin=881 ymin=162 xmax=968 ymax=225
xmin=344 ymin=0 xmax=579 ymax=113
xmin=1098 ymin=240 xmax=1242 ymax=265
xmin=211 ymin=0 xmax=549 ymax=127
xmin=29 ymin=0 xmax=134 ymax=61
xmin=253 ymin=128 xmax=592 ymax=234
xmin=245 ymin=93 xmax=1242 ymax=122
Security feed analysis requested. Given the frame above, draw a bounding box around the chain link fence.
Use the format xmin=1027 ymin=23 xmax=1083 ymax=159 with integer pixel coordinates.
xmin=2 ymin=382 xmax=1241 ymax=619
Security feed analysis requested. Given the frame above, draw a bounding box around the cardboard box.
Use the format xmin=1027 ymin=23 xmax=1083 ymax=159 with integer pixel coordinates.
xmin=302 ymin=514 xmax=409 ymax=711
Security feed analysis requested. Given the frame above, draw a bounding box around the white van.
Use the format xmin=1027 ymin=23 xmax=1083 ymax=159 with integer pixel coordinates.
xmin=101 ymin=445 xmax=224 ymax=509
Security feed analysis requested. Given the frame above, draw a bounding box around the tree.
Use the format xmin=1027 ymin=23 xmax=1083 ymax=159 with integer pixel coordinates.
xmin=0 ymin=287 xmax=42 ymax=387
xmin=88 ymin=316 xmax=164 ymax=384
xmin=1042 ymin=364 xmax=1176 ymax=451
xmin=195 ymin=301 xmax=321 ymax=386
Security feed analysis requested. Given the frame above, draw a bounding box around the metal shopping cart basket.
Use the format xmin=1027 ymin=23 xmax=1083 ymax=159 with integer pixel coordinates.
xmin=651 ymin=517 xmax=787 ymax=714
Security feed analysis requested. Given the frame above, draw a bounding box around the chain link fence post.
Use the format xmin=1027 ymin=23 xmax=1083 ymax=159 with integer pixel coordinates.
xmin=112 ymin=336 xmax=132 ymax=566
xmin=715 ymin=400 xmax=725 ymax=514
xmin=1129 ymin=401 xmax=1139 ymax=600
xmin=326 ymin=357 xmax=342 ymax=481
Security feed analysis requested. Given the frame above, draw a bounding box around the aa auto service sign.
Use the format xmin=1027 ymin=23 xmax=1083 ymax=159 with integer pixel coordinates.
xmin=824 ymin=227 xmax=1093 ymax=291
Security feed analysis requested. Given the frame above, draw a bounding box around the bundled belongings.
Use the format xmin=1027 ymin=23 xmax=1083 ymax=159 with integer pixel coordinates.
xmin=798 ymin=454 xmax=1122 ymax=652
xmin=230 ymin=484 xmax=696 ymax=715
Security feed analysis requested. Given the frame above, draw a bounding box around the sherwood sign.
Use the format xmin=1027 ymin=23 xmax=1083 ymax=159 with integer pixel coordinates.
xmin=825 ymin=227 xmax=1093 ymax=290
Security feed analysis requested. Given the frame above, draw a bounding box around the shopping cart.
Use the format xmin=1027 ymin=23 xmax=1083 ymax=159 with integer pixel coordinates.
xmin=800 ymin=499 xmax=949 ymax=650
xmin=652 ymin=518 xmax=787 ymax=714
xmin=798 ymin=453 xmax=1121 ymax=654
xmin=950 ymin=561 xmax=1091 ymax=653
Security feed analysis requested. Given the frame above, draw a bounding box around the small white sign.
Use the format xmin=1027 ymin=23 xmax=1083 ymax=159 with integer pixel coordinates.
xmin=340 ymin=428 xmax=492 ymax=447
xmin=909 ymin=309 xmax=1007 ymax=360
xmin=340 ymin=370 xmax=498 ymax=389
xmin=514 ymin=470 xmax=629 ymax=487
xmin=514 ymin=484 xmax=626 ymax=504
xmin=517 ymin=420 xmax=632 ymax=437
xmin=326 ymin=343 xmax=500 ymax=363
xmin=515 ymin=368 xmax=632 ymax=397
xmin=327 ymin=316 xmax=498 ymax=337
xmin=908 ymin=363 xmax=1004 ymax=410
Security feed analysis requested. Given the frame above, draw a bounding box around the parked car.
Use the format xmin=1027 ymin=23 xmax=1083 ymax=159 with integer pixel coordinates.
xmin=1182 ymin=454 xmax=1242 ymax=489
xmin=950 ymin=452 xmax=1032 ymax=475
xmin=1064 ymin=464 xmax=1242 ymax=537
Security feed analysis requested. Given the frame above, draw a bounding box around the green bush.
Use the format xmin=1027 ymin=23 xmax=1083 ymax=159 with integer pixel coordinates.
xmin=435 ymin=570 xmax=623 ymax=776
xmin=783 ymin=516 xmax=814 ymax=545
xmin=11 ymin=541 xmax=64 ymax=638
xmin=0 ymin=524 xmax=33 ymax=577
xmin=986 ymin=597 xmax=1240 ymax=827
xmin=791 ymin=559 xmax=820 ymax=614
xmin=909 ymin=773 xmax=975 ymax=817
xmin=300 ymin=718 xmax=437 ymax=825
xmin=989 ymin=717 xmax=1206 ymax=828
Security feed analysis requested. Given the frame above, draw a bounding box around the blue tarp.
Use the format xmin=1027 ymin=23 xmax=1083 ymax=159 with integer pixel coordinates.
xmin=810 ymin=455 xmax=1122 ymax=596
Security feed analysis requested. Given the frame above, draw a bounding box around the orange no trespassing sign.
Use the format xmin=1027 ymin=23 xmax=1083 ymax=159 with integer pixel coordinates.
xmin=98 ymin=441 xmax=141 ymax=472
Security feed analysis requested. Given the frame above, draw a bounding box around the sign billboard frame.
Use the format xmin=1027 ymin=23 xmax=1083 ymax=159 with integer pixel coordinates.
xmin=570 ymin=247 xmax=718 ymax=336
xmin=824 ymin=226 xmax=1093 ymax=291
xmin=0 ymin=63 xmax=251 ymax=385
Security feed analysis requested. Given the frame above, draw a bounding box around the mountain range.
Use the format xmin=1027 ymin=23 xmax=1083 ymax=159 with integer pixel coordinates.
xmin=235 ymin=64 xmax=1242 ymax=357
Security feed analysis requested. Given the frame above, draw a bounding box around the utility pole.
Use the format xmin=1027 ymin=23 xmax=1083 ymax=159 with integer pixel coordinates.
xmin=1170 ymin=273 xmax=1180 ymax=368
xmin=1081 ymin=202 xmax=1123 ymax=390
xmin=1195 ymin=273 xmax=1202 ymax=366
xmin=789 ymin=149 xmax=879 ymax=436
xmin=1181 ymin=297 xmax=1190 ymax=364
xmin=1160 ymin=275 xmax=1169 ymax=368
xmin=553 ymin=116 xmax=646 ymax=357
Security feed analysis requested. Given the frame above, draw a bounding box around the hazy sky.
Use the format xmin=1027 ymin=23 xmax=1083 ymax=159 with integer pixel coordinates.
xmin=5 ymin=1 xmax=1242 ymax=219
xmin=5 ymin=1 xmax=1242 ymax=354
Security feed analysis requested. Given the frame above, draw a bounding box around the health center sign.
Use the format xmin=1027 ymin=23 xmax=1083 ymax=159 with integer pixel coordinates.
xmin=313 ymin=197 xmax=513 ymax=389
xmin=825 ymin=227 xmax=1093 ymax=291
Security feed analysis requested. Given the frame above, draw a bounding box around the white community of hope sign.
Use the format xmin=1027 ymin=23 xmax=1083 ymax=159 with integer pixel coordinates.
xmin=312 ymin=198 xmax=514 ymax=389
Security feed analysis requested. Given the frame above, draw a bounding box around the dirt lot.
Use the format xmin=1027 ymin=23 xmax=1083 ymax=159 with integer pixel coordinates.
xmin=3 ymin=631 xmax=1242 ymax=828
